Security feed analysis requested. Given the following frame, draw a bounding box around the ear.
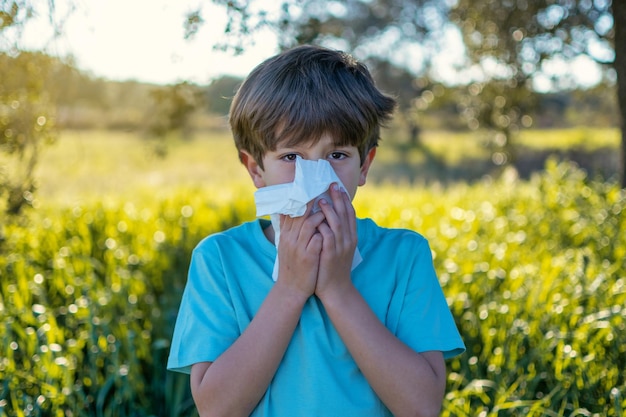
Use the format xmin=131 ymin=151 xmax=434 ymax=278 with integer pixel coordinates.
xmin=358 ymin=147 xmax=377 ymax=186
xmin=239 ymin=150 xmax=266 ymax=188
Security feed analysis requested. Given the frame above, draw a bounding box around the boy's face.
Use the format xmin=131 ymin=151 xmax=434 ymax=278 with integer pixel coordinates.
xmin=241 ymin=133 xmax=376 ymax=200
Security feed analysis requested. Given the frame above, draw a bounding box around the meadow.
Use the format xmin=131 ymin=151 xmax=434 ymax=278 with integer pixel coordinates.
xmin=1 ymin=128 xmax=625 ymax=416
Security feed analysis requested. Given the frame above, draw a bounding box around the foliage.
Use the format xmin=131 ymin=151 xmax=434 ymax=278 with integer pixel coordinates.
xmin=8 ymin=60 xmax=617 ymax=133
xmin=1 ymin=1 xmax=70 ymax=49
xmin=1 ymin=160 xmax=624 ymax=416
xmin=0 ymin=186 xmax=254 ymax=416
xmin=0 ymin=51 xmax=57 ymax=216
xmin=449 ymin=0 xmax=626 ymax=186
xmin=145 ymin=82 xmax=205 ymax=142
xmin=0 ymin=0 xmax=79 ymax=216
xmin=451 ymin=79 xmax=536 ymax=167
xmin=189 ymin=0 xmax=444 ymax=54
xmin=204 ymin=76 xmax=242 ymax=117
xmin=450 ymin=0 xmax=614 ymax=77
xmin=0 ymin=1 xmax=36 ymax=43
xmin=360 ymin=160 xmax=626 ymax=415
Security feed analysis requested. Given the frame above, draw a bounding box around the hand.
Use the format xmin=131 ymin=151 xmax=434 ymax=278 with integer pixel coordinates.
xmin=314 ymin=183 xmax=358 ymax=301
xmin=276 ymin=204 xmax=325 ymax=300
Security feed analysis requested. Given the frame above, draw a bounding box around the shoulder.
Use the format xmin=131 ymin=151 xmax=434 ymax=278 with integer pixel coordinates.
xmin=186 ymin=220 xmax=273 ymax=287
xmin=198 ymin=219 xmax=263 ymax=244
xmin=193 ymin=220 xmax=268 ymax=256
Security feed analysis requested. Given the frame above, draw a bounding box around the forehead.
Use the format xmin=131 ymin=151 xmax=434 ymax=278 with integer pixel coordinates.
xmin=273 ymin=120 xmax=361 ymax=149
xmin=274 ymin=132 xmax=356 ymax=150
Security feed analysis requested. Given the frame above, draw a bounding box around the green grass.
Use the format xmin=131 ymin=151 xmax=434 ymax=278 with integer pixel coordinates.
xmin=517 ymin=127 xmax=620 ymax=151
xmin=379 ymin=126 xmax=620 ymax=166
xmin=32 ymin=127 xmax=621 ymax=206
xmin=33 ymin=130 xmax=253 ymax=207
xmin=1 ymin=128 xmax=625 ymax=416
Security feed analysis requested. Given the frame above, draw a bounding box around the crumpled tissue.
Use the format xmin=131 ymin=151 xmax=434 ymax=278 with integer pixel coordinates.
xmin=255 ymin=156 xmax=363 ymax=281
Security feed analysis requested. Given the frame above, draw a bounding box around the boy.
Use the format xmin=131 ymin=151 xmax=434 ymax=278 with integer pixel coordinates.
xmin=167 ymin=45 xmax=465 ymax=417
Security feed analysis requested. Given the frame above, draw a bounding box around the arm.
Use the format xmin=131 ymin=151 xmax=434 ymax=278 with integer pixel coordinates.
xmin=316 ymin=187 xmax=447 ymax=417
xmin=191 ymin=283 xmax=308 ymax=417
xmin=191 ymin=210 xmax=325 ymax=417
xmin=319 ymin=286 xmax=446 ymax=417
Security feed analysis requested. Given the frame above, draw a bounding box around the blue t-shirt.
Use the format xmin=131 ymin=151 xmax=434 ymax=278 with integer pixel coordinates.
xmin=167 ymin=218 xmax=465 ymax=416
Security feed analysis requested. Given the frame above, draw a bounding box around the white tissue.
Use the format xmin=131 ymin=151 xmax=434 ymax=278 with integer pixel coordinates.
xmin=254 ymin=157 xmax=363 ymax=281
xmin=255 ymin=157 xmax=345 ymax=217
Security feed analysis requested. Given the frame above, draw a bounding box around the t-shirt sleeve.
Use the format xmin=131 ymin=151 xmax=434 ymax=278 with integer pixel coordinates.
xmin=396 ymin=236 xmax=465 ymax=360
xmin=167 ymin=237 xmax=241 ymax=374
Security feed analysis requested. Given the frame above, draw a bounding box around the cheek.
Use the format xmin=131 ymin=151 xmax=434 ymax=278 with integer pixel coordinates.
xmin=270 ymin=168 xmax=296 ymax=185
xmin=260 ymin=158 xmax=296 ymax=184
xmin=334 ymin=169 xmax=360 ymax=196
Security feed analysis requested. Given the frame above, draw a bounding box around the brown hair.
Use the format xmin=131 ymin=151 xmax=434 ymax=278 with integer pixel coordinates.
xmin=229 ymin=45 xmax=396 ymax=168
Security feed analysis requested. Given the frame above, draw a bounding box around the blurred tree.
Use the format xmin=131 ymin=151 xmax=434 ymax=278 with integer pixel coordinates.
xmin=51 ymin=57 xmax=106 ymax=108
xmin=1 ymin=0 xmax=34 ymax=40
xmin=450 ymin=0 xmax=625 ymax=185
xmin=366 ymin=58 xmax=427 ymax=147
xmin=187 ymin=0 xmax=444 ymax=52
xmin=204 ymin=75 xmax=242 ymax=116
xmin=565 ymin=82 xmax=618 ymax=127
xmin=453 ymin=77 xmax=537 ymax=168
xmin=0 ymin=0 xmax=71 ymax=216
xmin=145 ymin=82 xmax=205 ymax=150
xmin=0 ymin=51 xmax=57 ymax=215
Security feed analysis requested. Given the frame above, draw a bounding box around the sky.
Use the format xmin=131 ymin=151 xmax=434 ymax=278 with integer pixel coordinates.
xmin=19 ymin=0 xmax=280 ymax=85
xmin=15 ymin=0 xmax=605 ymax=89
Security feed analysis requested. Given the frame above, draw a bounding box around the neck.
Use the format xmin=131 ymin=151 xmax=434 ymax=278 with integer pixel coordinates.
xmin=262 ymin=221 xmax=276 ymax=245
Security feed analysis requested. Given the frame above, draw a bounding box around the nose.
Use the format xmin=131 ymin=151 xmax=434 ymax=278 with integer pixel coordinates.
xmin=299 ymin=154 xmax=327 ymax=162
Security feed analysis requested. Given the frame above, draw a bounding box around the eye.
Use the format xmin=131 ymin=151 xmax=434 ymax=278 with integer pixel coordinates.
xmin=280 ymin=153 xmax=298 ymax=162
xmin=328 ymin=151 xmax=347 ymax=160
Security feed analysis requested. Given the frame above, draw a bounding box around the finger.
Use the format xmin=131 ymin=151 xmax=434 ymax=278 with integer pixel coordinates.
xmin=321 ymin=185 xmax=352 ymax=230
xmin=332 ymin=187 xmax=356 ymax=232
xmin=329 ymin=183 xmax=348 ymax=217
xmin=341 ymin=191 xmax=357 ymax=237
xmin=282 ymin=201 xmax=320 ymax=231
xmin=279 ymin=213 xmax=287 ymax=228
xmin=318 ymin=197 xmax=342 ymax=234
xmin=320 ymin=191 xmax=357 ymax=252
xmin=331 ymin=186 xmax=356 ymax=237
xmin=301 ymin=210 xmax=325 ymax=231
xmin=316 ymin=220 xmax=336 ymax=252
xmin=296 ymin=211 xmax=326 ymax=245
xmin=303 ymin=200 xmax=316 ymax=217
xmin=307 ymin=228 xmax=323 ymax=251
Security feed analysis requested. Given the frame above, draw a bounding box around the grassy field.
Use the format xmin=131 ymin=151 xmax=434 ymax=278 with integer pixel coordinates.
xmin=2 ymin=127 xmax=625 ymax=416
xmin=32 ymin=129 xmax=253 ymax=207
xmin=32 ymin=127 xmax=621 ymax=206
xmin=516 ymin=127 xmax=619 ymax=151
